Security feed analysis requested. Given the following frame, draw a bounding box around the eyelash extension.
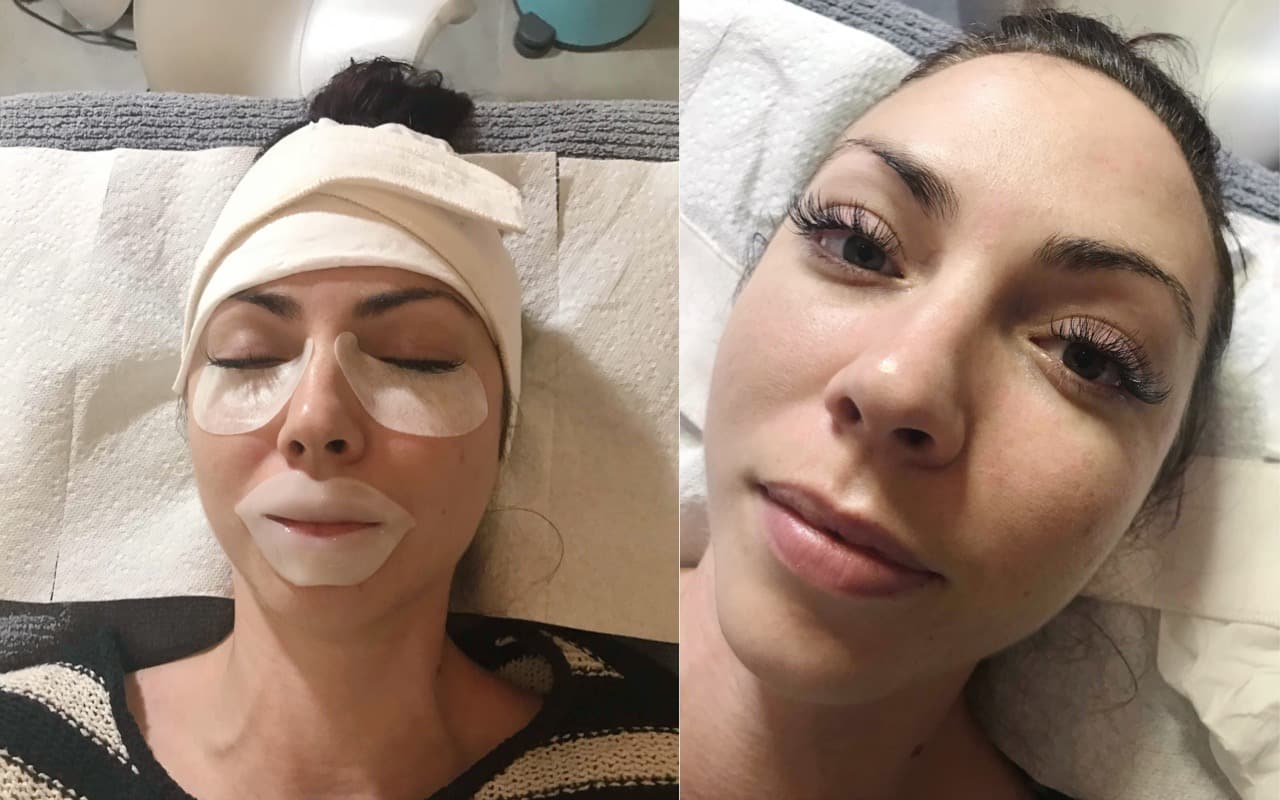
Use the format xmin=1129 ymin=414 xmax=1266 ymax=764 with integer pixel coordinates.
xmin=1050 ymin=316 xmax=1171 ymax=405
xmin=206 ymin=354 xmax=463 ymax=374
xmin=206 ymin=354 xmax=282 ymax=371
xmin=785 ymin=193 xmax=902 ymax=263
xmin=380 ymin=358 xmax=463 ymax=374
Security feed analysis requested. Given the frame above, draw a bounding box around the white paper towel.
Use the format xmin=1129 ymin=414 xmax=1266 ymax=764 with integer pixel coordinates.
xmin=0 ymin=146 xmax=677 ymax=643
xmin=678 ymin=0 xmax=1280 ymax=796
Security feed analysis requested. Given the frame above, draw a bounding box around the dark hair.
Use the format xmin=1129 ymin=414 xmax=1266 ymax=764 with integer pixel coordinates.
xmin=897 ymin=10 xmax=1241 ymax=533
xmin=256 ymin=56 xmax=474 ymax=157
xmin=180 ymin=58 xmax=515 ymax=458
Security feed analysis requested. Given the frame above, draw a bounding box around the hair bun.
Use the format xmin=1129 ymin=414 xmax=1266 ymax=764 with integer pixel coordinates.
xmin=307 ymin=57 xmax=473 ymax=144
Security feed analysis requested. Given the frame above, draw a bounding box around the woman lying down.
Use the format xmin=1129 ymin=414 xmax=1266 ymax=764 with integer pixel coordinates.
xmin=0 ymin=60 xmax=676 ymax=800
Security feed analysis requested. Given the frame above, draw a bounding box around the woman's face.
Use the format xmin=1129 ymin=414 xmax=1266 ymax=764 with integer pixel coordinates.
xmin=703 ymin=53 xmax=1218 ymax=703
xmin=186 ymin=266 xmax=505 ymax=622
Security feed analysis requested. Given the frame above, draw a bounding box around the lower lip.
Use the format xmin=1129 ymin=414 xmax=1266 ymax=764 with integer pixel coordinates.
xmin=267 ymin=517 xmax=377 ymax=538
xmin=760 ymin=490 xmax=938 ymax=598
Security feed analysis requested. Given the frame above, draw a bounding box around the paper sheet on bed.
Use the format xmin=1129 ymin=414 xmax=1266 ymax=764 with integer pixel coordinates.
xmin=0 ymin=146 xmax=677 ymax=643
xmin=679 ymin=0 xmax=1279 ymax=798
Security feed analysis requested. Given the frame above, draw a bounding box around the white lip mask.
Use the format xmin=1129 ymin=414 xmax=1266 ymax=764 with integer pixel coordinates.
xmin=235 ymin=469 xmax=415 ymax=587
xmin=191 ymin=332 xmax=488 ymax=437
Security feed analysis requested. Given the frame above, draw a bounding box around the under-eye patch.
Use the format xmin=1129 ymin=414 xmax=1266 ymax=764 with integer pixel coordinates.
xmin=192 ymin=339 xmax=313 ymax=435
xmin=332 ymin=331 xmax=488 ymax=437
xmin=191 ymin=333 xmax=488 ymax=437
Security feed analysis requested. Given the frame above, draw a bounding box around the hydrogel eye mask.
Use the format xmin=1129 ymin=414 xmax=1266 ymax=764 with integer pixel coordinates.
xmin=332 ymin=331 xmax=488 ymax=437
xmin=191 ymin=333 xmax=488 ymax=437
xmin=192 ymin=339 xmax=314 ymax=435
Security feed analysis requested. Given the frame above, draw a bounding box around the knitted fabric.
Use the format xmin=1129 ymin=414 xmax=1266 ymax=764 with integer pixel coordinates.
xmin=0 ymin=615 xmax=677 ymax=799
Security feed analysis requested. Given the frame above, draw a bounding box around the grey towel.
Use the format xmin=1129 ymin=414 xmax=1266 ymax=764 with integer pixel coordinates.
xmin=0 ymin=93 xmax=678 ymax=162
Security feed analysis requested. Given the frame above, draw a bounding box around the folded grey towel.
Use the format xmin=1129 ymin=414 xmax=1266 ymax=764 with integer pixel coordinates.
xmin=0 ymin=92 xmax=678 ymax=162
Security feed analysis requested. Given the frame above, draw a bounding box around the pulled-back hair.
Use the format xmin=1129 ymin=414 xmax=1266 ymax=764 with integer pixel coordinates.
xmin=256 ymin=56 xmax=474 ymax=157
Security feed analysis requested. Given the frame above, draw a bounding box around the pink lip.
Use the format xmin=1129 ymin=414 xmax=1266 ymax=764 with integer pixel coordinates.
xmin=758 ymin=483 xmax=940 ymax=598
xmin=266 ymin=516 xmax=376 ymax=538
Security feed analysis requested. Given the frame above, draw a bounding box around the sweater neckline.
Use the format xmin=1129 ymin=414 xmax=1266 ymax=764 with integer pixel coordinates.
xmin=99 ymin=616 xmax=576 ymax=800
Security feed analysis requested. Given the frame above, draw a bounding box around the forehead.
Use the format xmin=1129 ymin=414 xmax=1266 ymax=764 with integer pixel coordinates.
xmin=203 ymin=265 xmax=479 ymax=332
xmin=259 ymin=265 xmax=454 ymax=294
xmin=834 ymin=53 xmax=1216 ymax=318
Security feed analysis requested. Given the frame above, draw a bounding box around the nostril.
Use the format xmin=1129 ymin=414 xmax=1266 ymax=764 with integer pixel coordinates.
xmin=896 ymin=428 xmax=931 ymax=448
xmin=326 ymin=439 xmax=346 ymax=454
xmin=289 ymin=441 xmax=304 ymax=456
xmin=835 ymin=397 xmax=861 ymax=423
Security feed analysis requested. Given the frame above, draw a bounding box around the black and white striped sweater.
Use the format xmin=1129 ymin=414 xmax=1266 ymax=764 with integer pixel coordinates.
xmin=0 ymin=615 xmax=677 ymax=799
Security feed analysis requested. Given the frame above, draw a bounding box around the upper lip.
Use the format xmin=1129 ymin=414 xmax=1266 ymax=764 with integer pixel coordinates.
xmin=761 ymin=482 xmax=935 ymax=574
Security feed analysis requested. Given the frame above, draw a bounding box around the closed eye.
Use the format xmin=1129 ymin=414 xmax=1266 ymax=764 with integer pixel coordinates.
xmin=381 ymin=358 xmax=463 ymax=374
xmin=206 ymin=356 xmax=283 ymax=371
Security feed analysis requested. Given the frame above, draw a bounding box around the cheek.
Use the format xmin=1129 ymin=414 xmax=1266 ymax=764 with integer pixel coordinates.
xmin=187 ymin=430 xmax=274 ymax=546
xmin=397 ymin=424 xmax=501 ymax=545
xmin=960 ymin=386 xmax=1150 ymax=604
xmin=705 ymin=255 xmax=828 ymax=460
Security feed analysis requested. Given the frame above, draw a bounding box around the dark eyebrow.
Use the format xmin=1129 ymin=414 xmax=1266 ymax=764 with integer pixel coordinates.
xmin=352 ymin=287 xmax=475 ymax=319
xmin=230 ymin=287 xmax=474 ymax=320
xmin=1036 ymin=234 xmax=1197 ymax=340
xmin=819 ymin=138 xmax=1197 ymax=341
xmin=822 ymin=136 xmax=960 ymax=221
xmin=230 ymin=289 xmax=301 ymax=319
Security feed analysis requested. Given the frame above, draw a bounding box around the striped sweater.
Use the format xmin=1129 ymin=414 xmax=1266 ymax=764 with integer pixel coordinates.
xmin=0 ymin=615 xmax=677 ymax=799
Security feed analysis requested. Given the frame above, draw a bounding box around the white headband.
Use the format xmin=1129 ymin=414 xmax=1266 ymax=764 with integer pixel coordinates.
xmin=172 ymin=118 xmax=526 ymax=442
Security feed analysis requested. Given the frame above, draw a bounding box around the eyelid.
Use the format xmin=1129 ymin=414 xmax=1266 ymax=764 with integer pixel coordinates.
xmin=381 ymin=358 xmax=464 ymax=374
xmin=205 ymin=353 xmax=284 ymax=370
xmin=830 ymin=204 xmax=903 ymax=255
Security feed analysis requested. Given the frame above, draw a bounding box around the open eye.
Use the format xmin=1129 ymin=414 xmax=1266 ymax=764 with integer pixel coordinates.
xmin=786 ymin=194 xmax=903 ymax=277
xmin=1042 ymin=317 xmax=1171 ymax=405
xmin=1042 ymin=339 xmax=1125 ymax=387
xmin=815 ymin=230 xmax=890 ymax=273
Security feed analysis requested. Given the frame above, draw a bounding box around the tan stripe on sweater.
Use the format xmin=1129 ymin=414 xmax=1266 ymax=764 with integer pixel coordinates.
xmin=0 ymin=663 xmax=131 ymax=766
xmin=475 ymin=729 xmax=678 ymax=800
xmin=0 ymin=749 xmax=82 ymax=799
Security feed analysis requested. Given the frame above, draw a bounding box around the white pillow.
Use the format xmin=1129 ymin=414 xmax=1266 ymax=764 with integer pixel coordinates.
xmin=678 ymin=0 xmax=1279 ymax=797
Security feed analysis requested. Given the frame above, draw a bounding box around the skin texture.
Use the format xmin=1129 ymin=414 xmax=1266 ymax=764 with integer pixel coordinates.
xmin=681 ymin=53 xmax=1218 ymax=799
xmin=124 ymin=266 xmax=541 ymax=800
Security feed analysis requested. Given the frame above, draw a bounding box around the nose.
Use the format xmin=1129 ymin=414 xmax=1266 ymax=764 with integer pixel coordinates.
xmin=822 ymin=302 xmax=969 ymax=468
xmin=276 ymin=342 xmax=366 ymax=467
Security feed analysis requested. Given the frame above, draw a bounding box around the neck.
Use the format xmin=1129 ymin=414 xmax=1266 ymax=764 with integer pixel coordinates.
xmin=680 ymin=547 xmax=1016 ymax=800
xmin=157 ymin=573 xmax=532 ymax=799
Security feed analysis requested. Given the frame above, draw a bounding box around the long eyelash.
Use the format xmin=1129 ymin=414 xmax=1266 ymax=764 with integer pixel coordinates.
xmin=785 ymin=193 xmax=901 ymax=257
xmin=205 ymin=353 xmax=462 ymax=375
xmin=1051 ymin=317 xmax=1171 ymax=405
xmin=383 ymin=358 xmax=463 ymax=374
xmin=205 ymin=353 xmax=282 ymax=370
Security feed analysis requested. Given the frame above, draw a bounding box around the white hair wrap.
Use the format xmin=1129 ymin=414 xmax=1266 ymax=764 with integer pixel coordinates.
xmin=172 ymin=118 xmax=526 ymax=442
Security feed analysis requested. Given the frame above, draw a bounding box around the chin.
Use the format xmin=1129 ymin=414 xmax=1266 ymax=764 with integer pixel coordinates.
xmin=715 ymin=577 xmax=925 ymax=707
